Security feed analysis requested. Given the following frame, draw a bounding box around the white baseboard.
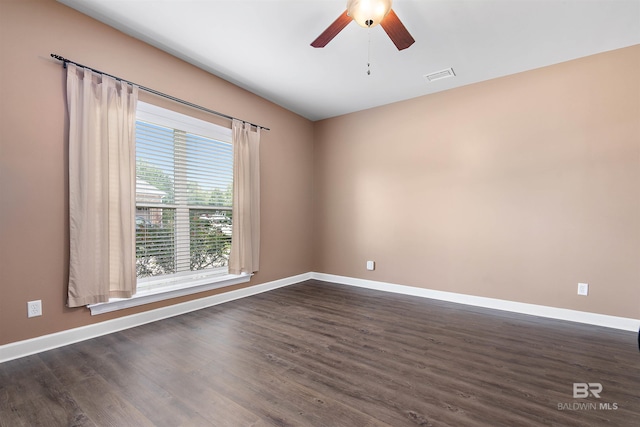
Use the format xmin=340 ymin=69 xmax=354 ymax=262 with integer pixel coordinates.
xmin=2 ymin=271 xmax=637 ymax=363
xmin=0 ymin=272 xmax=312 ymax=363
xmin=311 ymin=272 xmax=640 ymax=332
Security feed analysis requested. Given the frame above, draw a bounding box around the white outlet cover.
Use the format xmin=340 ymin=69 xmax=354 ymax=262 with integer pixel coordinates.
xmin=577 ymin=283 xmax=589 ymax=296
xmin=366 ymin=261 xmax=375 ymax=271
xmin=27 ymin=300 xmax=42 ymax=317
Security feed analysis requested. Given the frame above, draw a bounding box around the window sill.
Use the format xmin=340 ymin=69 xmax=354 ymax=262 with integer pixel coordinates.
xmin=88 ymin=272 xmax=251 ymax=315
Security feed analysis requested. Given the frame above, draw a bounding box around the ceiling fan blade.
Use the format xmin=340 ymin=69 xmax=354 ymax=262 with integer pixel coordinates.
xmin=380 ymin=9 xmax=415 ymax=50
xmin=311 ymin=10 xmax=352 ymax=48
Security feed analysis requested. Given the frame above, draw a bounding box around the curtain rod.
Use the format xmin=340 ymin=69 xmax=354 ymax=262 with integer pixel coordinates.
xmin=51 ymin=54 xmax=270 ymax=131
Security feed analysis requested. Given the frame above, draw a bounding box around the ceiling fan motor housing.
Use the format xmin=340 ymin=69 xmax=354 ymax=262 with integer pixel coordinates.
xmin=311 ymin=0 xmax=413 ymax=51
xmin=347 ymin=0 xmax=393 ymax=28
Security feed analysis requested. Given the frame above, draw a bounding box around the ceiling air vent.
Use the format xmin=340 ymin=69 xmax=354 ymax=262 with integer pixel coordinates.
xmin=424 ymin=67 xmax=456 ymax=83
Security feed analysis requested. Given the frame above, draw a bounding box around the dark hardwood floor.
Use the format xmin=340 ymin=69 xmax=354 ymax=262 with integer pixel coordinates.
xmin=1 ymin=280 xmax=638 ymax=426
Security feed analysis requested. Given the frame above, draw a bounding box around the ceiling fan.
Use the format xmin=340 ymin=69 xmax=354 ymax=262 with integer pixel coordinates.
xmin=311 ymin=0 xmax=415 ymax=51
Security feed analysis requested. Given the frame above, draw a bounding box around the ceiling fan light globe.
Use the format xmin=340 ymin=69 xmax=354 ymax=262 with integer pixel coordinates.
xmin=347 ymin=0 xmax=392 ymax=28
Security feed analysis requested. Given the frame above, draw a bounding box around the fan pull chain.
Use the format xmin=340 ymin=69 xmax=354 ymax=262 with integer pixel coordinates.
xmin=367 ymin=24 xmax=372 ymax=75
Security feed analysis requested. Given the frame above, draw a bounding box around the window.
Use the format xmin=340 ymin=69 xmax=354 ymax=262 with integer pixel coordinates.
xmin=135 ymin=102 xmax=233 ymax=292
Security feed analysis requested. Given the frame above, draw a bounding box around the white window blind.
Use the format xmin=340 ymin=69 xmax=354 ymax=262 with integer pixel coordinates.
xmin=135 ymin=102 xmax=233 ymax=288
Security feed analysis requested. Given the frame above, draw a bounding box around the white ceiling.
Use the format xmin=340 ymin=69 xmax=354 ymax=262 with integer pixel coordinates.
xmin=59 ymin=0 xmax=640 ymax=121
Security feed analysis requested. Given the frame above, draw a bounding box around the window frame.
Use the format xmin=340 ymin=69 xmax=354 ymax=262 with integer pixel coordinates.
xmin=88 ymin=102 xmax=248 ymax=315
xmin=87 ymin=272 xmax=250 ymax=315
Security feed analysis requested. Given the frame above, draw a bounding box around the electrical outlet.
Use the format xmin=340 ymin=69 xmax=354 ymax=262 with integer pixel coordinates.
xmin=27 ymin=300 xmax=42 ymax=318
xmin=366 ymin=260 xmax=375 ymax=271
xmin=577 ymin=283 xmax=589 ymax=296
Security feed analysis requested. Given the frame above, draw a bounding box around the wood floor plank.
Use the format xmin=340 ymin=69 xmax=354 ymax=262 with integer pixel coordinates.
xmin=1 ymin=280 xmax=638 ymax=426
xmin=122 ymin=313 xmax=387 ymax=426
xmin=0 ymin=355 xmax=94 ymax=426
xmin=204 ymin=301 xmax=556 ymax=426
xmin=177 ymin=319 xmax=393 ymax=427
xmin=53 ymin=345 xmax=217 ymax=426
xmin=65 ymin=374 xmax=156 ymax=427
xmin=117 ymin=328 xmax=274 ymax=426
xmin=195 ymin=306 xmax=468 ymax=426
xmin=171 ymin=306 xmax=431 ymax=426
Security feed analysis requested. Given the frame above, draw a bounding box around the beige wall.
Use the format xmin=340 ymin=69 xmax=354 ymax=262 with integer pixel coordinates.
xmin=1 ymin=1 xmax=638 ymax=348
xmin=314 ymin=45 xmax=640 ymax=319
xmin=0 ymin=0 xmax=314 ymax=345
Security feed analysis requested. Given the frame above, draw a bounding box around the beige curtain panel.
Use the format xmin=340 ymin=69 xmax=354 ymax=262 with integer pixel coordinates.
xmin=67 ymin=64 xmax=138 ymax=307
xmin=229 ymin=119 xmax=261 ymax=275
